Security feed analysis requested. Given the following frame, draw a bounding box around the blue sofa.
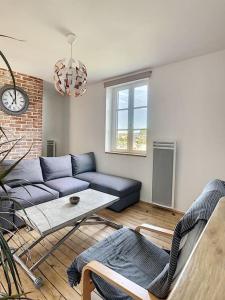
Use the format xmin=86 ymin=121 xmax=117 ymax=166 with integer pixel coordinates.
xmin=0 ymin=153 xmax=141 ymax=230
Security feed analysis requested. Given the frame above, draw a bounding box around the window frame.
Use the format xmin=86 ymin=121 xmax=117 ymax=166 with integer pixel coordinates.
xmin=108 ymin=79 xmax=149 ymax=156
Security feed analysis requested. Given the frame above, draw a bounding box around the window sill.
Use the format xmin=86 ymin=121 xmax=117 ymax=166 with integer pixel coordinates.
xmin=105 ymin=151 xmax=147 ymax=157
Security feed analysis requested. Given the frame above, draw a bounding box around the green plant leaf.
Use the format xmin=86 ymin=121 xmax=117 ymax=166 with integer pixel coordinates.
xmin=0 ymin=231 xmax=22 ymax=295
xmin=0 ymin=138 xmax=22 ymax=164
xmin=0 ymin=126 xmax=9 ymax=141
xmin=0 ymin=138 xmax=22 ymax=148
xmin=0 ymin=145 xmax=32 ymax=182
xmin=0 ymin=53 xmax=33 ymax=300
xmin=0 ymin=51 xmax=16 ymax=101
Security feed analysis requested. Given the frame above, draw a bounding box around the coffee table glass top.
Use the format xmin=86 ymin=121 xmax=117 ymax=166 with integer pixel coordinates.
xmin=16 ymin=189 xmax=119 ymax=236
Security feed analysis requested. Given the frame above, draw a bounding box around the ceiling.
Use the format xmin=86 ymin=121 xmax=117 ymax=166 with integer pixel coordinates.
xmin=1 ymin=0 xmax=225 ymax=83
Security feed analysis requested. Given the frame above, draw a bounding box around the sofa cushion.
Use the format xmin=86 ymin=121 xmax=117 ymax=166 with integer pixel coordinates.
xmin=2 ymin=159 xmax=44 ymax=187
xmin=0 ymin=184 xmax=12 ymax=196
xmin=71 ymin=152 xmax=96 ymax=176
xmin=11 ymin=184 xmax=59 ymax=209
xmin=44 ymin=177 xmax=90 ymax=197
xmin=75 ymin=172 xmax=141 ymax=198
xmin=40 ymin=155 xmax=72 ymax=181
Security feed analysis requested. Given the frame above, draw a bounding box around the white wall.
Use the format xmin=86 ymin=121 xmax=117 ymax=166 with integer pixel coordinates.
xmin=42 ymin=81 xmax=70 ymax=156
xmin=68 ymin=82 xmax=152 ymax=207
xmin=68 ymin=49 xmax=225 ymax=211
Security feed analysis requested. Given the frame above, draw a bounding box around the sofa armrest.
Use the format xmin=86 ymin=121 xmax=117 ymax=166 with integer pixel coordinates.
xmin=82 ymin=260 xmax=156 ymax=300
xmin=135 ymin=223 xmax=174 ymax=237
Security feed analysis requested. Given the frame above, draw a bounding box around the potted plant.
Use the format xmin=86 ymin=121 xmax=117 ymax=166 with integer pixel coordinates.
xmin=0 ymin=129 xmax=32 ymax=299
xmin=0 ymin=51 xmax=30 ymax=299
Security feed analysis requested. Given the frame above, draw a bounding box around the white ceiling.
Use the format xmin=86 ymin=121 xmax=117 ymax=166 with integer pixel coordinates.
xmin=1 ymin=0 xmax=225 ymax=83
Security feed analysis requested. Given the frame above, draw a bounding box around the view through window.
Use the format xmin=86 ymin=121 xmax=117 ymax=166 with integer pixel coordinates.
xmin=106 ymin=79 xmax=149 ymax=155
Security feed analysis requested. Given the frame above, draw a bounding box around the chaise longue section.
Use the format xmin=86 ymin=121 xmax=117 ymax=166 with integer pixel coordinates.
xmin=75 ymin=171 xmax=141 ymax=212
xmin=71 ymin=153 xmax=142 ymax=212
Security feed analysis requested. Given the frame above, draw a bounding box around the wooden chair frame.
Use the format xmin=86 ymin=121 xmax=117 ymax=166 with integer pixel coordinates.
xmin=81 ymin=224 xmax=174 ymax=300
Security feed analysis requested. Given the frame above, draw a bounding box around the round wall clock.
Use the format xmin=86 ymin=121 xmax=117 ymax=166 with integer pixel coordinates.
xmin=0 ymin=85 xmax=29 ymax=115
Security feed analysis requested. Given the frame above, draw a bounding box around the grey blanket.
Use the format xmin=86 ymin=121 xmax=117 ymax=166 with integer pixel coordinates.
xmin=67 ymin=179 xmax=225 ymax=299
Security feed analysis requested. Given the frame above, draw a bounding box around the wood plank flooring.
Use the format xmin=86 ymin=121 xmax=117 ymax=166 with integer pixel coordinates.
xmin=1 ymin=202 xmax=182 ymax=300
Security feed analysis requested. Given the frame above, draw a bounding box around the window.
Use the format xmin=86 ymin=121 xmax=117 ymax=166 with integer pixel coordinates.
xmin=105 ymin=79 xmax=149 ymax=155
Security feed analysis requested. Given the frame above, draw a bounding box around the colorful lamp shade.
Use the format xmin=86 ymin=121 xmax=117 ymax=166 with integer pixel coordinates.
xmin=54 ymin=34 xmax=87 ymax=97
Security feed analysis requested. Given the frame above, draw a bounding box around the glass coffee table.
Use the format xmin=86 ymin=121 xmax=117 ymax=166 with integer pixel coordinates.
xmin=14 ymin=189 xmax=122 ymax=288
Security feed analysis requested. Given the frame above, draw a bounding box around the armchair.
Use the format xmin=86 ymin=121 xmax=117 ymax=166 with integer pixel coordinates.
xmin=81 ymin=224 xmax=173 ymax=300
xmin=67 ymin=179 xmax=225 ymax=300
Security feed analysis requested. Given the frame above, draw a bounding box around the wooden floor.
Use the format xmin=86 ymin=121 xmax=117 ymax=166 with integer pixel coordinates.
xmin=1 ymin=202 xmax=182 ymax=300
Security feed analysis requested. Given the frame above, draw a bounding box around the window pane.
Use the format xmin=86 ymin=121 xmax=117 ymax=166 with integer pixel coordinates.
xmin=117 ymin=110 xmax=128 ymax=129
xmin=118 ymin=89 xmax=129 ymax=109
xmin=133 ymin=107 xmax=147 ymax=129
xmin=133 ymin=129 xmax=147 ymax=152
xmin=134 ymin=85 xmax=148 ymax=107
xmin=116 ymin=130 xmax=128 ymax=150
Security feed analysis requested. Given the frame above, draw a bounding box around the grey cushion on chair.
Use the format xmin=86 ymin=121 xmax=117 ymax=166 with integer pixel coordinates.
xmin=75 ymin=172 xmax=141 ymax=198
xmin=44 ymin=177 xmax=90 ymax=197
xmin=71 ymin=152 xmax=96 ymax=176
xmin=68 ymin=227 xmax=170 ymax=300
xmin=40 ymin=155 xmax=72 ymax=181
xmin=2 ymin=159 xmax=44 ymax=187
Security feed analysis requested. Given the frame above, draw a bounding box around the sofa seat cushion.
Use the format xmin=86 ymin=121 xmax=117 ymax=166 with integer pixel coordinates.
xmin=75 ymin=172 xmax=141 ymax=198
xmin=2 ymin=159 xmax=44 ymax=187
xmin=44 ymin=177 xmax=90 ymax=197
xmin=11 ymin=184 xmax=59 ymax=209
xmin=40 ymin=155 xmax=72 ymax=181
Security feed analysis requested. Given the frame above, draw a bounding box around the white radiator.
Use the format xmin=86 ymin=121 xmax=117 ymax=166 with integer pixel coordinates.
xmin=47 ymin=140 xmax=56 ymax=157
xmin=152 ymin=141 xmax=176 ymax=208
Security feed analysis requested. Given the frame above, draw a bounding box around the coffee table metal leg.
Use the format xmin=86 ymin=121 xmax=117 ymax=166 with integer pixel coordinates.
xmin=13 ymin=253 xmax=43 ymax=288
xmin=13 ymin=215 xmax=122 ymax=288
xmin=17 ymin=235 xmax=44 ymax=258
xmin=13 ymin=217 xmax=88 ymax=288
xmin=30 ymin=220 xmax=86 ymax=272
xmin=84 ymin=214 xmax=123 ymax=230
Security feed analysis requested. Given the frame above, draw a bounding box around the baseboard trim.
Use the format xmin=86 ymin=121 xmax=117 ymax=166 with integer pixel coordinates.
xmin=139 ymin=200 xmax=184 ymax=215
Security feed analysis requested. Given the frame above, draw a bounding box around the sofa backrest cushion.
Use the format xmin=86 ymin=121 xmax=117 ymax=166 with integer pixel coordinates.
xmin=40 ymin=155 xmax=72 ymax=181
xmin=2 ymin=159 xmax=44 ymax=187
xmin=71 ymin=152 xmax=96 ymax=176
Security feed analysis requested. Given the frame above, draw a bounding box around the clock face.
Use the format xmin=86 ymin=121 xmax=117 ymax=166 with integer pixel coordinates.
xmin=0 ymin=85 xmax=29 ymax=115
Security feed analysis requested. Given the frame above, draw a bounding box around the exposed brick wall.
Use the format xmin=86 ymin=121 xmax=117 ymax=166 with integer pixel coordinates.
xmin=0 ymin=68 xmax=43 ymax=159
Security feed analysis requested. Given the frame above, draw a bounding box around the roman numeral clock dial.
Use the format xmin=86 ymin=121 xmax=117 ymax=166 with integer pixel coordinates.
xmin=0 ymin=85 xmax=29 ymax=115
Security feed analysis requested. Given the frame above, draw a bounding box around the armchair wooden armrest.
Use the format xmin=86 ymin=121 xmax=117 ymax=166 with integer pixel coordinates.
xmin=82 ymin=260 xmax=157 ymax=300
xmin=135 ymin=223 xmax=174 ymax=237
